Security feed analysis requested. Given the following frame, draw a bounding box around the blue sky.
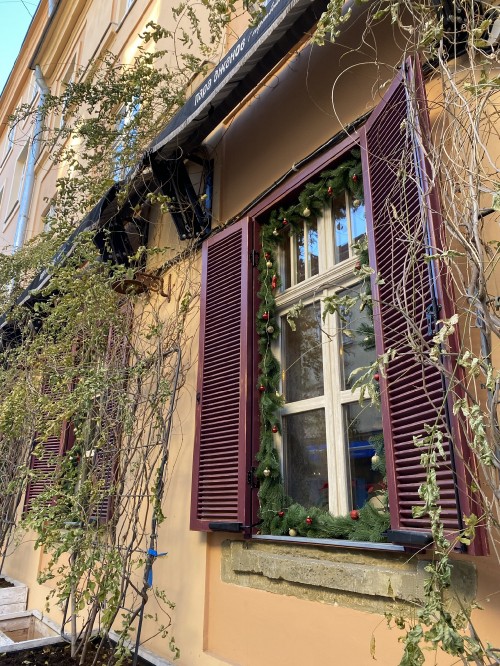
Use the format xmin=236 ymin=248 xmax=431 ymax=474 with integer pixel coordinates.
xmin=0 ymin=0 xmax=41 ymax=93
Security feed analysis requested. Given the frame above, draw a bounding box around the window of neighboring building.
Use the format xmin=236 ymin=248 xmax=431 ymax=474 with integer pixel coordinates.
xmin=59 ymin=57 xmax=76 ymax=128
xmin=6 ymin=142 xmax=28 ymax=218
xmin=114 ymin=100 xmax=140 ymax=181
xmin=276 ymin=197 xmax=382 ymax=515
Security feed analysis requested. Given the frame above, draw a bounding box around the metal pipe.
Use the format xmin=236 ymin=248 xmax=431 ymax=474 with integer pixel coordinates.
xmin=12 ymin=65 xmax=50 ymax=253
xmin=48 ymin=0 xmax=57 ymax=16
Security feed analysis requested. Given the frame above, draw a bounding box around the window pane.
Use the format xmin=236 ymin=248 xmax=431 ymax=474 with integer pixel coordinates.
xmin=295 ymin=225 xmax=306 ymax=283
xmin=284 ymin=409 xmax=328 ymax=508
xmin=340 ymin=285 xmax=376 ymax=390
xmin=344 ymin=402 xmax=383 ymax=510
xmin=307 ymin=219 xmax=319 ymax=277
xmin=351 ymin=202 xmax=366 ymax=243
xmin=282 ymin=302 xmax=323 ymax=402
xmin=332 ymin=195 xmax=348 ymax=263
xmin=283 ymin=238 xmax=292 ymax=290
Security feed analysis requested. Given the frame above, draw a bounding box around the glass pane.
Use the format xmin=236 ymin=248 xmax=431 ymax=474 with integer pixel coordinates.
xmin=282 ymin=302 xmax=324 ymax=402
xmin=307 ymin=219 xmax=319 ymax=277
xmin=284 ymin=409 xmax=328 ymax=508
xmin=351 ymin=201 xmax=366 ymax=244
xmin=344 ymin=402 xmax=383 ymax=510
xmin=332 ymin=194 xmax=348 ymax=263
xmin=295 ymin=225 xmax=305 ymax=283
xmin=340 ymin=285 xmax=376 ymax=390
xmin=283 ymin=238 xmax=292 ymax=290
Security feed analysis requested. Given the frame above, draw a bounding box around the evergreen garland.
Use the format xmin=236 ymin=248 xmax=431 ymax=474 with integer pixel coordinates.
xmin=255 ymin=150 xmax=390 ymax=542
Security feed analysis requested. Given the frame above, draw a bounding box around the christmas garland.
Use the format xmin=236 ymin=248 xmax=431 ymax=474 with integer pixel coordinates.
xmin=254 ymin=149 xmax=390 ymax=542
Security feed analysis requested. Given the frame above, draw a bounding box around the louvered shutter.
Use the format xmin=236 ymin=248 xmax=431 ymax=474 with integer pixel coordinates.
xmin=24 ymin=417 xmax=73 ymax=511
xmin=361 ymin=57 xmax=487 ymax=554
xmin=90 ymin=321 xmax=130 ymax=524
xmin=190 ymin=218 xmax=255 ymax=531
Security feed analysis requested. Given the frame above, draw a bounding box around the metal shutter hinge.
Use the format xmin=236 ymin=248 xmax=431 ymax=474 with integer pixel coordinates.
xmin=250 ymin=250 xmax=259 ymax=267
xmin=247 ymin=467 xmax=258 ymax=488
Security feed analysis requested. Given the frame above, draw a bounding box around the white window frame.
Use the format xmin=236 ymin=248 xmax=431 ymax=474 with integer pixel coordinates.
xmin=274 ymin=194 xmax=373 ymax=517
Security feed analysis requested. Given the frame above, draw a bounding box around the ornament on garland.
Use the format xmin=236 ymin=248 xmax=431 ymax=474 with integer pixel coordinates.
xmin=271 ymin=274 xmax=277 ymax=289
xmin=327 ymin=186 xmax=333 ymax=196
xmin=350 ymin=510 xmax=360 ymax=520
xmin=353 ymin=199 xmax=361 ymax=208
xmin=355 ymin=261 xmax=361 ymax=271
xmin=289 ymin=528 xmax=297 ymax=537
xmin=352 ymin=174 xmax=358 ymax=183
xmin=305 ymin=516 xmax=313 ymax=525
xmin=263 ymin=468 xmax=271 ymax=477
xmin=373 ymin=373 xmax=380 ymax=382
xmin=303 ymin=207 xmax=311 ymax=217
xmin=262 ymin=312 xmax=269 ymax=321
xmin=273 ymin=228 xmax=279 ymax=236
xmin=282 ymin=218 xmax=288 ymax=226
xmin=266 ymin=326 xmax=275 ymax=334
xmin=266 ymin=260 xmax=273 ymax=268
xmin=272 ymin=425 xmax=278 ymax=433
xmin=278 ymin=511 xmax=285 ymax=517
xmin=264 ymin=252 xmax=271 ymax=260
xmin=259 ymin=385 xmax=266 ymax=393
xmin=371 ymin=454 xmax=380 ymax=466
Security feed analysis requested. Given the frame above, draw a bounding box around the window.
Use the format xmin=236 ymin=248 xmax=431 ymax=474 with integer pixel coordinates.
xmin=59 ymin=57 xmax=76 ymax=128
xmin=5 ymin=142 xmax=28 ymax=218
xmin=24 ymin=325 xmax=129 ymax=523
xmin=114 ymin=100 xmax=140 ymax=181
xmin=190 ymin=57 xmax=487 ymax=555
xmin=276 ymin=198 xmax=382 ymax=516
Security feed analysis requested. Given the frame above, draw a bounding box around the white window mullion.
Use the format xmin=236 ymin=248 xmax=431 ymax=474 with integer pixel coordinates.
xmin=325 ymin=301 xmax=350 ymax=515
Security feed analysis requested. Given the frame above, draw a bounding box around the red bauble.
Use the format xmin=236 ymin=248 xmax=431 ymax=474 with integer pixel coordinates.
xmin=350 ymin=510 xmax=359 ymax=520
xmin=264 ymin=252 xmax=271 ymax=260
xmin=352 ymin=174 xmax=358 ymax=182
xmin=355 ymin=261 xmax=361 ymax=271
xmin=271 ymin=274 xmax=277 ymax=290
xmin=327 ymin=186 xmax=333 ymax=196
xmin=306 ymin=516 xmax=313 ymax=525
xmin=282 ymin=218 xmax=288 ymax=226
xmin=278 ymin=511 xmax=285 ymax=517
xmin=259 ymin=385 xmax=266 ymax=393
xmin=272 ymin=425 xmax=278 ymax=433
xmin=373 ymin=373 xmax=380 ymax=382
xmin=262 ymin=312 xmax=269 ymax=321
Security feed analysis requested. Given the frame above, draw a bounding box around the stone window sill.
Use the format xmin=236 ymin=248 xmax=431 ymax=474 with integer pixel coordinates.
xmin=221 ymin=539 xmax=476 ymax=615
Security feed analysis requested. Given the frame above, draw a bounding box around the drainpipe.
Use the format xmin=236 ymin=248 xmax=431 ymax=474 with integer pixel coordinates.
xmin=48 ymin=0 xmax=57 ymax=16
xmin=12 ymin=65 xmax=50 ymax=253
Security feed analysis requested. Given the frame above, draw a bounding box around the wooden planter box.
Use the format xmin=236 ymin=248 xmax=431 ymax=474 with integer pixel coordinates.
xmin=0 ymin=576 xmax=28 ymax=615
xmin=0 ymin=610 xmax=61 ymax=652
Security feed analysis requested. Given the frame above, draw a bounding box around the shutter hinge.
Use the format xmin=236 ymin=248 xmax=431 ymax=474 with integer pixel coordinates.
xmin=249 ymin=250 xmax=260 ymax=267
xmin=425 ymin=302 xmax=441 ymax=336
xmin=247 ymin=467 xmax=258 ymax=488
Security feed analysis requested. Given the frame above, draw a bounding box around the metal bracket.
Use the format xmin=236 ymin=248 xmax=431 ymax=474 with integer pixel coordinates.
xmin=247 ymin=467 xmax=259 ymax=488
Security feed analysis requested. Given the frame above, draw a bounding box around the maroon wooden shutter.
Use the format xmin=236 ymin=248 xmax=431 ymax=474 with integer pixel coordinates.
xmin=90 ymin=321 xmax=129 ymax=524
xmin=24 ymin=420 xmax=73 ymax=511
xmin=190 ymin=218 xmax=255 ymax=531
xmin=361 ymin=58 xmax=486 ymax=554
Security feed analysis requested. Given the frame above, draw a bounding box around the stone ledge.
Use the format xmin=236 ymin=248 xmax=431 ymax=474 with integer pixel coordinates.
xmin=221 ymin=540 xmax=476 ymax=614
